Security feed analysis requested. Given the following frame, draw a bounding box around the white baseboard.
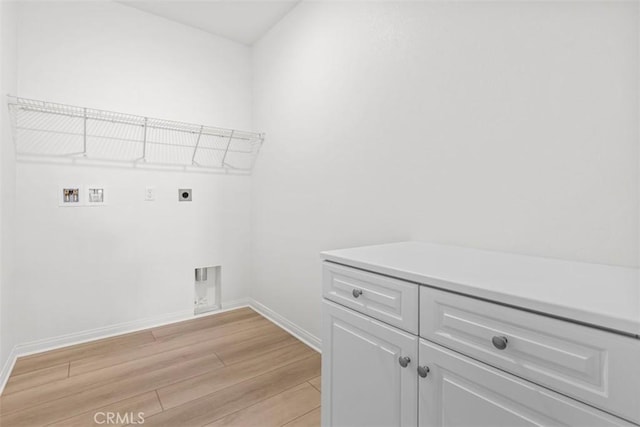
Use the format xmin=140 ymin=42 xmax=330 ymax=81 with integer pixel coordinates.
xmin=0 ymin=298 xmax=250 ymax=394
xmin=0 ymin=346 xmax=19 ymax=396
xmin=248 ymin=299 xmax=321 ymax=353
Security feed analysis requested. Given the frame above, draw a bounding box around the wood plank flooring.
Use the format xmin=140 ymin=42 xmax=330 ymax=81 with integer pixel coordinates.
xmin=0 ymin=307 xmax=322 ymax=427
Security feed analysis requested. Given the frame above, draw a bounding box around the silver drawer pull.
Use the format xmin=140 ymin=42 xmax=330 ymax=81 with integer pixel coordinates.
xmin=352 ymin=289 xmax=363 ymax=298
xmin=417 ymin=366 xmax=430 ymax=378
xmin=398 ymin=356 xmax=411 ymax=368
xmin=492 ymin=336 xmax=508 ymax=350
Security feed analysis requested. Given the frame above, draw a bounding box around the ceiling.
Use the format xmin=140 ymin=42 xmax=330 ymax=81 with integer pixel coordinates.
xmin=118 ymin=0 xmax=301 ymax=45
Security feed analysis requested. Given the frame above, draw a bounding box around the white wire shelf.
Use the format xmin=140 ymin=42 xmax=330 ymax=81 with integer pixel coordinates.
xmin=7 ymin=96 xmax=265 ymax=173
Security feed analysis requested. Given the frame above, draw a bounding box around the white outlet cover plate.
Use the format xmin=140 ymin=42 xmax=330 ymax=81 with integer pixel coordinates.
xmin=145 ymin=187 xmax=156 ymax=201
xmin=85 ymin=185 xmax=107 ymax=206
xmin=58 ymin=185 xmax=84 ymax=207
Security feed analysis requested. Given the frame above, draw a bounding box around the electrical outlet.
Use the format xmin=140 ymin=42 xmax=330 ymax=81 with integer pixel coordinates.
xmin=145 ymin=187 xmax=156 ymax=201
xmin=179 ymin=189 xmax=192 ymax=202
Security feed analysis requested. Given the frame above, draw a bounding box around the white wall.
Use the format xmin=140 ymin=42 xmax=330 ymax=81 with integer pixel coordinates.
xmin=0 ymin=0 xmax=18 ymax=370
xmin=251 ymin=1 xmax=640 ymax=340
xmin=10 ymin=1 xmax=253 ymax=347
xmin=4 ymin=0 xmax=639 ymax=362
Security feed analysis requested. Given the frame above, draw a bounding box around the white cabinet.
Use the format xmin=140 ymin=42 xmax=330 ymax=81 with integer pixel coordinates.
xmin=320 ymin=260 xmax=637 ymax=427
xmin=322 ymin=300 xmax=418 ymax=427
xmin=418 ymin=339 xmax=634 ymax=427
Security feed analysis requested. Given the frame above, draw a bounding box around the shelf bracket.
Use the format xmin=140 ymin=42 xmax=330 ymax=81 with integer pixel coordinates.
xmin=82 ymin=107 xmax=87 ymax=157
xmin=221 ymin=130 xmax=235 ymax=168
xmin=191 ymin=125 xmax=204 ymax=165
xmin=142 ymin=117 xmax=148 ymax=162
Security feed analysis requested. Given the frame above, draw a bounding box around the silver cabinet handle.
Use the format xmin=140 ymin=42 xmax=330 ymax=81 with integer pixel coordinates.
xmin=417 ymin=366 xmax=430 ymax=378
xmin=398 ymin=356 xmax=411 ymax=368
xmin=352 ymin=289 xmax=363 ymax=298
xmin=492 ymin=336 xmax=508 ymax=350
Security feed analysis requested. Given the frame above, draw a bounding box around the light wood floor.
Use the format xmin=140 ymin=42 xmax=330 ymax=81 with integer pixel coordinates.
xmin=0 ymin=307 xmax=321 ymax=427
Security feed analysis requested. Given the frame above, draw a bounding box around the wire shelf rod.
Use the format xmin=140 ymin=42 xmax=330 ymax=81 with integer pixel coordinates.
xmin=14 ymin=126 xmax=255 ymax=154
xmin=15 ymin=105 xmax=145 ymax=127
xmin=16 ymin=152 xmax=253 ymax=173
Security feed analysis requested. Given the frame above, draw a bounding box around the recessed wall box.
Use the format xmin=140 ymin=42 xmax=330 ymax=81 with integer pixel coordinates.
xmin=59 ymin=185 xmax=83 ymax=207
xmin=194 ymin=266 xmax=221 ymax=315
xmin=179 ymin=189 xmax=192 ymax=202
xmin=88 ymin=189 xmax=103 ymax=203
xmin=86 ymin=186 xmax=107 ymax=206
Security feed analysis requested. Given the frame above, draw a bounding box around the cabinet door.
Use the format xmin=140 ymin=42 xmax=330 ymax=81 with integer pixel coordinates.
xmin=322 ymin=300 xmax=418 ymax=427
xmin=418 ymin=339 xmax=634 ymax=427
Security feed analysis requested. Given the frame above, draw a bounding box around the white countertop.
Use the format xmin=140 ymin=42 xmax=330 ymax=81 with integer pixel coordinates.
xmin=321 ymin=241 xmax=640 ymax=338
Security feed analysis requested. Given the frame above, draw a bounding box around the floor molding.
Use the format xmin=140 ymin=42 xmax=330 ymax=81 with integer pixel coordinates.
xmin=0 ymin=346 xmax=18 ymax=396
xmin=249 ymin=299 xmax=321 ymax=353
xmin=0 ymin=298 xmax=250 ymax=394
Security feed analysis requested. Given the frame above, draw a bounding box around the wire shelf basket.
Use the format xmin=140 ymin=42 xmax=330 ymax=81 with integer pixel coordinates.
xmin=7 ymin=96 xmax=265 ymax=173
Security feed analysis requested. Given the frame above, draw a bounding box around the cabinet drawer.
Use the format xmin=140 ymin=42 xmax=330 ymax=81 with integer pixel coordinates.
xmin=323 ymin=262 xmax=419 ymax=334
xmin=419 ymin=339 xmax=635 ymax=427
xmin=420 ymin=287 xmax=640 ymax=424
